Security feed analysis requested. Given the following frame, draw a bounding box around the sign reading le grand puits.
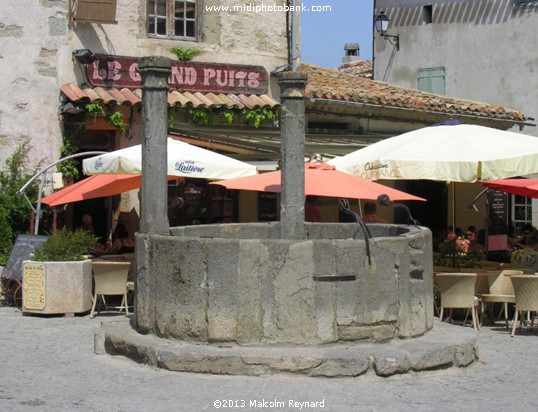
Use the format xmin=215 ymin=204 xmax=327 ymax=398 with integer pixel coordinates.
xmin=86 ymin=55 xmax=269 ymax=94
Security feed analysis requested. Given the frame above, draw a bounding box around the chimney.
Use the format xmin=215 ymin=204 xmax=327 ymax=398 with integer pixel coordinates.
xmin=342 ymin=43 xmax=360 ymax=64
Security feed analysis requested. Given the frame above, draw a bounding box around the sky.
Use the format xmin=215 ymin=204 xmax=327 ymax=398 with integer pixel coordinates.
xmin=300 ymin=0 xmax=374 ymax=68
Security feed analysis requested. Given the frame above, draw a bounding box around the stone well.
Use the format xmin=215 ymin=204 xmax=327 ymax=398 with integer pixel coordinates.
xmin=134 ymin=222 xmax=434 ymax=345
xmin=99 ymin=61 xmax=478 ymax=377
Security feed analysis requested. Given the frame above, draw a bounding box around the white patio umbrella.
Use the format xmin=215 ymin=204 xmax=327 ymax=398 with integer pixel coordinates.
xmin=328 ymin=124 xmax=538 ymax=183
xmin=83 ymin=137 xmax=257 ymax=179
xmin=328 ymin=123 xmax=538 ymax=233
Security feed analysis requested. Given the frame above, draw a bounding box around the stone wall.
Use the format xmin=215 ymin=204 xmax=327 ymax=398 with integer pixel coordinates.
xmin=135 ymin=223 xmax=433 ymax=344
xmin=0 ymin=1 xmax=67 ymax=169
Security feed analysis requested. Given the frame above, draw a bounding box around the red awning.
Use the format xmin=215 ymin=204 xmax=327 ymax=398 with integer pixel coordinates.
xmin=482 ymin=178 xmax=538 ymax=198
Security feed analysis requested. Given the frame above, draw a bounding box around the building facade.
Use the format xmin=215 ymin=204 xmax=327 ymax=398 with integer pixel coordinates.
xmin=0 ymin=0 xmax=289 ymax=235
xmin=0 ymin=1 xmax=288 ymax=167
xmin=1 ymin=1 xmax=535 ymax=242
xmin=373 ymin=0 xmax=538 ymax=237
xmin=373 ymin=0 xmax=537 ymax=134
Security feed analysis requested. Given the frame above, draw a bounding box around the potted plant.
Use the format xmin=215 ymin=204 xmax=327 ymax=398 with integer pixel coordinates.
xmin=22 ymin=228 xmax=97 ymax=315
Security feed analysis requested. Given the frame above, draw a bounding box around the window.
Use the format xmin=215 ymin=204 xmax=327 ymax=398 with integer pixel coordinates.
xmin=417 ymin=67 xmax=445 ymax=95
xmin=512 ymin=195 xmax=533 ymax=234
xmin=147 ymin=0 xmax=197 ymax=40
xmin=422 ymin=5 xmax=432 ymax=24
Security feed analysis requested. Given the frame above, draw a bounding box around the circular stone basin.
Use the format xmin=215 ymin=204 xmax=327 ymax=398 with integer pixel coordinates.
xmin=134 ymin=222 xmax=434 ymax=345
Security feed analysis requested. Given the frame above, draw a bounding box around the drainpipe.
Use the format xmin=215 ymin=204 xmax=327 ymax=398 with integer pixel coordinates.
xmin=372 ymin=0 xmax=377 ymax=80
xmin=290 ymin=0 xmax=298 ymax=70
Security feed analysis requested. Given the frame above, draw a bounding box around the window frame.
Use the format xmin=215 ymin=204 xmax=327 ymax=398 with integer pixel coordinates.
xmin=511 ymin=194 xmax=533 ymax=235
xmin=147 ymin=0 xmax=199 ymax=42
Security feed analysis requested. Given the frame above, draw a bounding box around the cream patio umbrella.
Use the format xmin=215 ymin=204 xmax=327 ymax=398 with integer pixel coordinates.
xmin=328 ymin=123 xmax=538 ymax=233
xmin=328 ymin=124 xmax=538 ymax=183
xmin=83 ymin=137 xmax=257 ymax=179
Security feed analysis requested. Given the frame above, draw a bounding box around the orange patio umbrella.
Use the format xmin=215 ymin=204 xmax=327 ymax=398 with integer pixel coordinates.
xmin=41 ymin=174 xmax=178 ymax=207
xmin=211 ymin=163 xmax=425 ymax=201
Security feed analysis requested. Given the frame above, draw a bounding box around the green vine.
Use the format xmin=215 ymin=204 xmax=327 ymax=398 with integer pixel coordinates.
xmin=170 ymin=47 xmax=202 ymax=61
xmin=58 ymin=122 xmax=83 ymax=182
xmin=188 ymin=107 xmax=214 ymax=125
xmin=107 ymin=110 xmax=126 ymax=131
xmin=168 ymin=106 xmax=278 ymax=128
xmin=83 ymin=103 xmax=126 ymax=131
xmin=59 ymin=102 xmax=126 ymax=182
xmin=219 ymin=110 xmax=235 ymax=124
xmin=85 ymin=102 xmax=105 ymax=118
xmin=240 ymin=107 xmax=276 ymax=128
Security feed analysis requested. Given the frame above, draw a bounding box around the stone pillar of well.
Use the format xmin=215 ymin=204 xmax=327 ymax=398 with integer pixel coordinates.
xmin=135 ymin=56 xmax=171 ymax=333
xmin=277 ymin=72 xmax=308 ymax=240
xmin=138 ymin=56 xmax=171 ymax=235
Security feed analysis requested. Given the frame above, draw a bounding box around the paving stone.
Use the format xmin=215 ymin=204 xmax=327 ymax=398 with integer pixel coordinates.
xmin=4 ymin=305 xmax=538 ymax=411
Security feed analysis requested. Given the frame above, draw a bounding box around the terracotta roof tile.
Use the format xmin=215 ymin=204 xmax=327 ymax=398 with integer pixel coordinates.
xmin=120 ymin=88 xmax=141 ymax=105
xmin=168 ymin=90 xmax=191 ymax=107
xmin=337 ymin=60 xmax=373 ymax=78
xmin=60 ymin=83 xmax=280 ymax=110
xmin=60 ymin=83 xmax=88 ymax=101
xmin=299 ymin=63 xmax=531 ymax=123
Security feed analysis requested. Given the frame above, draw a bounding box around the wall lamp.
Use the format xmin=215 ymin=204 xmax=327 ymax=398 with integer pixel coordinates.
xmin=72 ymin=48 xmax=98 ymax=64
xmin=374 ymin=11 xmax=400 ymax=51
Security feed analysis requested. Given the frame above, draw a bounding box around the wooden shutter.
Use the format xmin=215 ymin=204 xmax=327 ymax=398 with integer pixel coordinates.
xmin=75 ymin=0 xmax=117 ymax=24
xmin=417 ymin=67 xmax=446 ymax=95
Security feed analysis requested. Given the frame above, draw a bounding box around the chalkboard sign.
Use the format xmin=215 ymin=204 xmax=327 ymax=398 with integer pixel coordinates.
xmin=1 ymin=235 xmax=48 ymax=281
xmin=487 ymin=190 xmax=509 ymax=251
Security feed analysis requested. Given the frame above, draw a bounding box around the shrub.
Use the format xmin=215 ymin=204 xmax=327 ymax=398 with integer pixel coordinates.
xmin=0 ymin=139 xmax=52 ymax=262
xmin=170 ymin=46 xmax=202 ymax=61
xmin=32 ymin=228 xmax=97 ymax=262
xmin=0 ymin=208 xmax=13 ymax=265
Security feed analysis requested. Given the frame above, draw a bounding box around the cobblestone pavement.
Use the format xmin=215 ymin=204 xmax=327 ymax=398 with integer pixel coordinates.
xmin=1 ymin=304 xmax=537 ymax=412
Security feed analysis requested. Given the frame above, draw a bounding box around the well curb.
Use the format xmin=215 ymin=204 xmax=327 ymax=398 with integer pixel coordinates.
xmin=95 ymin=319 xmax=478 ymax=378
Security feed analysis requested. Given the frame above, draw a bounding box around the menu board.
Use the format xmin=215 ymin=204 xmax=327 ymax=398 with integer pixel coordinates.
xmin=487 ymin=190 xmax=509 ymax=251
xmin=1 ymin=235 xmax=48 ymax=281
xmin=22 ymin=262 xmax=45 ymax=310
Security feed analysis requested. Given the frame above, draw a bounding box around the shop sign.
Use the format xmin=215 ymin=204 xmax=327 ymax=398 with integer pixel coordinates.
xmin=86 ymin=55 xmax=269 ymax=94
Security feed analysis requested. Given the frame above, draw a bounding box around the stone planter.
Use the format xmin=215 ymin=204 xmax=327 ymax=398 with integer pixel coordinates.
xmin=22 ymin=260 xmax=92 ymax=315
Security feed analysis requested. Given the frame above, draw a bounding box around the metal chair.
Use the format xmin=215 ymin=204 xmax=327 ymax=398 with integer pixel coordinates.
xmin=510 ymin=275 xmax=538 ymax=337
xmin=90 ymin=261 xmax=131 ymax=318
xmin=436 ymin=273 xmax=480 ymax=330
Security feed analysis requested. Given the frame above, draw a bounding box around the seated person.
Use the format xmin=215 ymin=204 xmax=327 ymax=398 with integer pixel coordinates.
xmin=510 ymin=230 xmax=538 ymax=273
xmin=361 ymin=201 xmax=386 ymax=223
xmin=305 ymin=196 xmax=321 ymax=222
xmin=512 ymin=224 xmax=536 ymax=248
xmin=77 ymin=214 xmax=95 ymax=235
xmin=110 ymin=224 xmax=135 ymax=254
xmin=467 ymin=229 xmax=485 ymax=259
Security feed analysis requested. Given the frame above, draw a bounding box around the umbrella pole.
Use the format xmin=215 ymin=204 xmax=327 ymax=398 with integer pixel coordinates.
xmin=452 ymin=182 xmax=456 ymax=231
